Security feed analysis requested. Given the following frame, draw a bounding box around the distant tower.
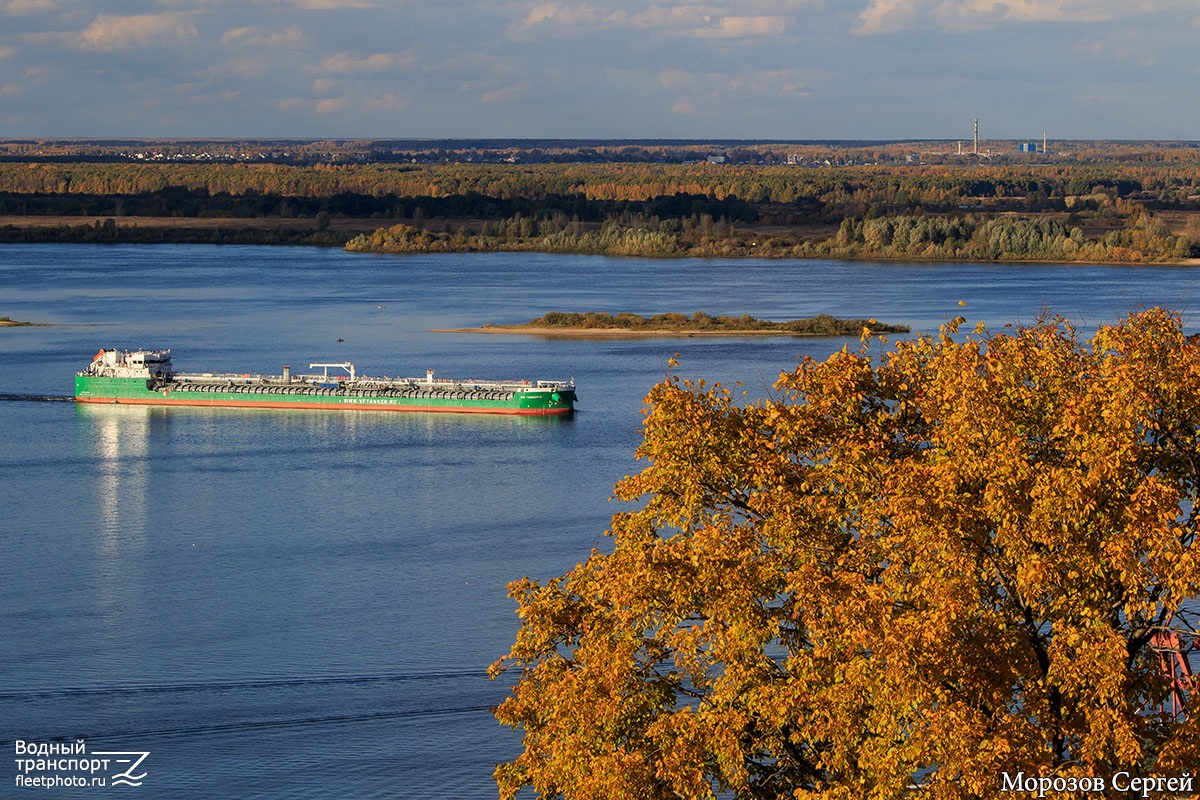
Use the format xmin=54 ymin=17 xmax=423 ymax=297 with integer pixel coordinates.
xmin=1043 ymin=129 xmax=1048 ymax=156
xmin=973 ymin=118 xmax=979 ymax=155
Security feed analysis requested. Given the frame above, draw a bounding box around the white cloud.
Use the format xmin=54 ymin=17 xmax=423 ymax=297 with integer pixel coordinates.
xmin=76 ymin=13 xmax=197 ymax=52
xmin=854 ymin=0 xmax=922 ymax=35
xmin=1074 ymin=31 xmax=1156 ymax=66
xmin=515 ymin=2 xmax=625 ymax=31
xmin=757 ymin=67 xmax=818 ymax=97
xmin=656 ymin=67 xmax=691 ymax=90
xmin=363 ymin=92 xmax=408 ymax=112
xmin=690 ymin=15 xmax=786 ymax=38
xmin=22 ymin=63 xmax=55 ymax=83
xmin=273 ymin=90 xmax=410 ymax=115
xmin=273 ymin=89 xmax=414 ymax=115
xmin=306 ymin=52 xmax=410 ymax=74
xmin=1 ymin=0 xmax=56 ymax=15
xmin=186 ymin=89 xmax=242 ymax=105
xmin=521 ymin=2 xmax=565 ymax=27
xmin=513 ymin=2 xmax=801 ymax=39
xmin=648 ymin=64 xmax=822 ymax=112
xmin=940 ymin=0 xmax=1114 ymax=27
xmin=275 ymin=0 xmax=379 ymax=9
xmin=855 ymin=0 xmax=1133 ymax=34
xmin=219 ymin=25 xmax=307 ymax=48
xmin=218 ymin=55 xmax=277 ymax=78
xmin=480 ymin=81 xmax=530 ymax=104
xmin=315 ymin=96 xmax=350 ymax=113
xmin=0 ymin=45 xmax=14 ymax=59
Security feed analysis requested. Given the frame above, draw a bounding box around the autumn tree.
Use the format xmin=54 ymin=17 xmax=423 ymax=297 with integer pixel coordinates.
xmin=491 ymin=308 xmax=1200 ymax=799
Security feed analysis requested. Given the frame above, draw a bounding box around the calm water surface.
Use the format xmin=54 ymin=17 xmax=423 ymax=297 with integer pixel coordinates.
xmin=2 ymin=244 xmax=1199 ymax=798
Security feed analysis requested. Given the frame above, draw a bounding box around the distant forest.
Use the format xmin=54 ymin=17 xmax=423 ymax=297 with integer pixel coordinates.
xmin=1 ymin=141 xmax=1199 ymax=261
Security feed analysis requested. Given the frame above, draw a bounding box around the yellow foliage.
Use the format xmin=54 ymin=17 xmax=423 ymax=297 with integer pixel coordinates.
xmin=492 ymin=308 xmax=1200 ymax=799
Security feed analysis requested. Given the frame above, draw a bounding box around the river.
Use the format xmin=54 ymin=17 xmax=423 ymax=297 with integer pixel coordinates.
xmin=2 ymin=244 xmax=1198 ymax=798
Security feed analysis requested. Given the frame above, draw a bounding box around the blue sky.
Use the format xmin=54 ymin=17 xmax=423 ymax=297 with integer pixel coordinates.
xmin=1 ymin=1 xmax=1197 ymax=140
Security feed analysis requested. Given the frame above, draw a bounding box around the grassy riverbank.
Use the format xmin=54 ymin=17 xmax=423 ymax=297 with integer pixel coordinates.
xmin=3 ymin=210 xmax=1197 ymax=264
xmin=346 ymin=210 xmax=1200 ymax=263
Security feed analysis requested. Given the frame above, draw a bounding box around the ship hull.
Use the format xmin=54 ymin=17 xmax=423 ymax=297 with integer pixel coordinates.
xmin=75 ymin=376 xmax=575 ymax=416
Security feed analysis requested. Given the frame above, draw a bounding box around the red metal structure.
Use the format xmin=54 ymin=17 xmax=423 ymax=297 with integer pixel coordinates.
xmin=1150 ymin=618 xmax=1198 ymax=720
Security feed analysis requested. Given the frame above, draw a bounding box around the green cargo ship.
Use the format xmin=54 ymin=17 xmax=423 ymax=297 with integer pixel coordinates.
xmin=75 ymin=349 xmax=576 ymax=416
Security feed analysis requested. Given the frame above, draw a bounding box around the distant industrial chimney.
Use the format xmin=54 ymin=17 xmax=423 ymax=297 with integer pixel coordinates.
xmin=1043 ymin=129 xmax=1048 ymax=156
xmin=974 ymin=118 xmax=979 ymax=155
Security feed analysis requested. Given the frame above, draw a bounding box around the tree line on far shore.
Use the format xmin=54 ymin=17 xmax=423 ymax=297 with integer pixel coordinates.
xmin=2 ymin=160 xmax=1198 ymax=217
xmin=3 ymin=159 xmax=1200 ymax=261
